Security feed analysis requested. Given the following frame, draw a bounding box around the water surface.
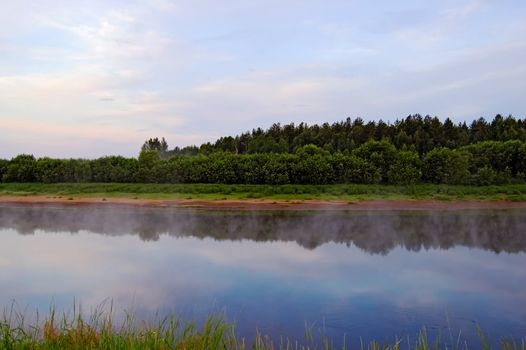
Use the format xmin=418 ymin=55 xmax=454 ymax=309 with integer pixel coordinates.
xmin=1 ymin=204 xmax=525 ymax=346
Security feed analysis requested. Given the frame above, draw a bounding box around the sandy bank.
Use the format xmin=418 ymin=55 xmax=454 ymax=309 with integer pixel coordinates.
xmin=0 ymin=195 xmax=525 ymax=210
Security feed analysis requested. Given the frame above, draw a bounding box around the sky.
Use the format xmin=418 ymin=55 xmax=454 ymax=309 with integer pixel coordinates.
xmin=1 ymin=0 xmax=525 ymax=158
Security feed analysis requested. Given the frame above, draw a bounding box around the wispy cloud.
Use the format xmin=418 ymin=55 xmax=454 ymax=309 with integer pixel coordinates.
xmin=37 ymin=10 xmax=172 ymax=62
xmin=442 ymin=0 xmax=483 ymax=21
xmin=0 ymin=0 xmax=525 ymax=157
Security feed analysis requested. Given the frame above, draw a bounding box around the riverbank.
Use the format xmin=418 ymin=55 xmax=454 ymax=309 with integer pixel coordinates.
xmin=2 ymin=195 xmax=526 ymax=210
xmin=1 ymin=183 xmax=526 ymax=210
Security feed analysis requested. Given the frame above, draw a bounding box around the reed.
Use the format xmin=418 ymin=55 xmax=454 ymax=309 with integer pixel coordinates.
xmin=1 ymin=304 xmax=524 ymax=350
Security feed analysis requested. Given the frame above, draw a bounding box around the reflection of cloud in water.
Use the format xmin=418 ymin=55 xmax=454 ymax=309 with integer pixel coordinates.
xmin=1 ymin=229 xmax=525 ymax=310
xmin=0 ymin=232 xmax=234 ymax=311
xmin=0 ymin=205 xmax=525 ymax=345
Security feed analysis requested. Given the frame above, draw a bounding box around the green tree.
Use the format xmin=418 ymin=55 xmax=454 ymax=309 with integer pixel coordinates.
xmin=142 ymin=137 xmax=169 ymax=158
xmin=353 ymin=140 xmax=397 ymax=182
xmin=3 ymin=154 xmax=37 ymax=182
xmin=91 ymin=157 xmax=138 ymax=182
xmin=263 ymin=155 xmax=291 ymax=184
xmin=387 ymin=151 xmax=421 ymax=184
xmin=0 ymin=159 xmax=9 ymax=182
xmin=137 ymin=150 xmax=161 ymax=182
xmin=423 ymin=148 xmax=470 ymax=184
xmin=471 ymin=167 xmax=498 ymax=186
xmin=291 ymin=145 xmax=332 ymax=184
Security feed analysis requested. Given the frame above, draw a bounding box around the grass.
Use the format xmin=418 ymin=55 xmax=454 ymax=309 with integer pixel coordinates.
xmin=0 ymin=183 xmax=526 ymax=202
xmin=1 ymin=304 xmax=524 ymax=350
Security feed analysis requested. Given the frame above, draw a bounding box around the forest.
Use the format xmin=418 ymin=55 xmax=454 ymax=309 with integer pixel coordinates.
xmin=161 ymin=113 xmax=526 ymax=156
xmin=1 ymin=114 xmax=526 ymax=185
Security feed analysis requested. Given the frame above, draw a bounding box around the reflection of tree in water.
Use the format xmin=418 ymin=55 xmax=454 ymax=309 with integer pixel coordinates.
xmin=137 ymin=229 xmax=160 ymax=242
xmin=0 ymin=205 xmax=525 ymax=254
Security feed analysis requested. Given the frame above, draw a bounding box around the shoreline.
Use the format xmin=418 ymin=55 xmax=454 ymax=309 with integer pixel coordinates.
xmin=1 ymin=194 xmax=526 ymax=210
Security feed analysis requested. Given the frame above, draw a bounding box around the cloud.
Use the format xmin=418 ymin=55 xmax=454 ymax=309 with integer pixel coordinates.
xmin=3 ymin=120 xmax=149 ymax=142
xmin=0 ymin=70 xmax=206 ymax=158
xmin=181 ymin=67 xmax=368 ymax=128
xmin=38 ymin=10 xmax=172 ymax=62
xmin=0 ymin=68 xmax=143 ymax=100
xmin=175 ymin=36 xmax=526 ymax=133
xmin=442 ymin=1 xmax=483 ymax=21
xmin=0 ymin=0 xmax=525 ymax=157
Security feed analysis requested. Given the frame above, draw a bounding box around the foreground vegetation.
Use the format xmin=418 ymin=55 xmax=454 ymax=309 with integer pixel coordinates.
xmin=1 ymin=306 xmax=524 ymax=350
xmin=1 ymin=183 xmax=526 ymax=201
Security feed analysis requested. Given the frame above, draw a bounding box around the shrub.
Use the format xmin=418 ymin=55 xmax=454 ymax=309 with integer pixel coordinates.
xmin=3 ymin=154 xmax=37 ymax=182
xmin=388 ymin=151 xmax=422 ymax=185
xmin=423 ymin=148 xmax=470 ymax=184
xmin=353 ymin=140 xmax=397 ymax=182
xmin=471 ymin=167 xmax=498 ymax=186
xmin=0 ymin=159 xmax=9 ymax=182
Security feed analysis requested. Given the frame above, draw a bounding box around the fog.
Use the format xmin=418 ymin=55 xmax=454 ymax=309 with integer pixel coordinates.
xmin=1 ymin=204 xmax=525 ymax=254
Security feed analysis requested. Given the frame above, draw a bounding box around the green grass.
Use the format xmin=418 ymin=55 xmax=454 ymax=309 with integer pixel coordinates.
xmin=1 ymin=183 xmax=526 ymax=202
xmin=1 ymin=304 xmax=524 ymax=350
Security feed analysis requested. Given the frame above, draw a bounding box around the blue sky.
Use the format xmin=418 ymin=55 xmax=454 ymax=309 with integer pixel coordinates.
xmin=1 ymin=0 xmax=525 ymax=158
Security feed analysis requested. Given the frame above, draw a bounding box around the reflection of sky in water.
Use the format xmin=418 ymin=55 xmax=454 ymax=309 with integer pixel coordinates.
xmin=1 ymin=208 xmax=526 ymax=347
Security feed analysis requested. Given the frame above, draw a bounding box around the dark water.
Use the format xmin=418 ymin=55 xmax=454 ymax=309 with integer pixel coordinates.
xmin=1 ymin=204 xmax=525 ymax=346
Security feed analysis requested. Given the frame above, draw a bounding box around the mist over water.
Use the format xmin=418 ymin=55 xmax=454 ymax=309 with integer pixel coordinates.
xmin=1 ymin=204 xmax=525 ymax=346
xmin=1 ymin=204 xmax=526 ymax=254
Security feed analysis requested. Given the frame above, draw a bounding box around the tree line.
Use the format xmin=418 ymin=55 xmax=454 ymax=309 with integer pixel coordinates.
xmin=2 ymin=139 xmax=526 ymax=185
xmin=149 ymin=114 xmax=526 ymax=157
